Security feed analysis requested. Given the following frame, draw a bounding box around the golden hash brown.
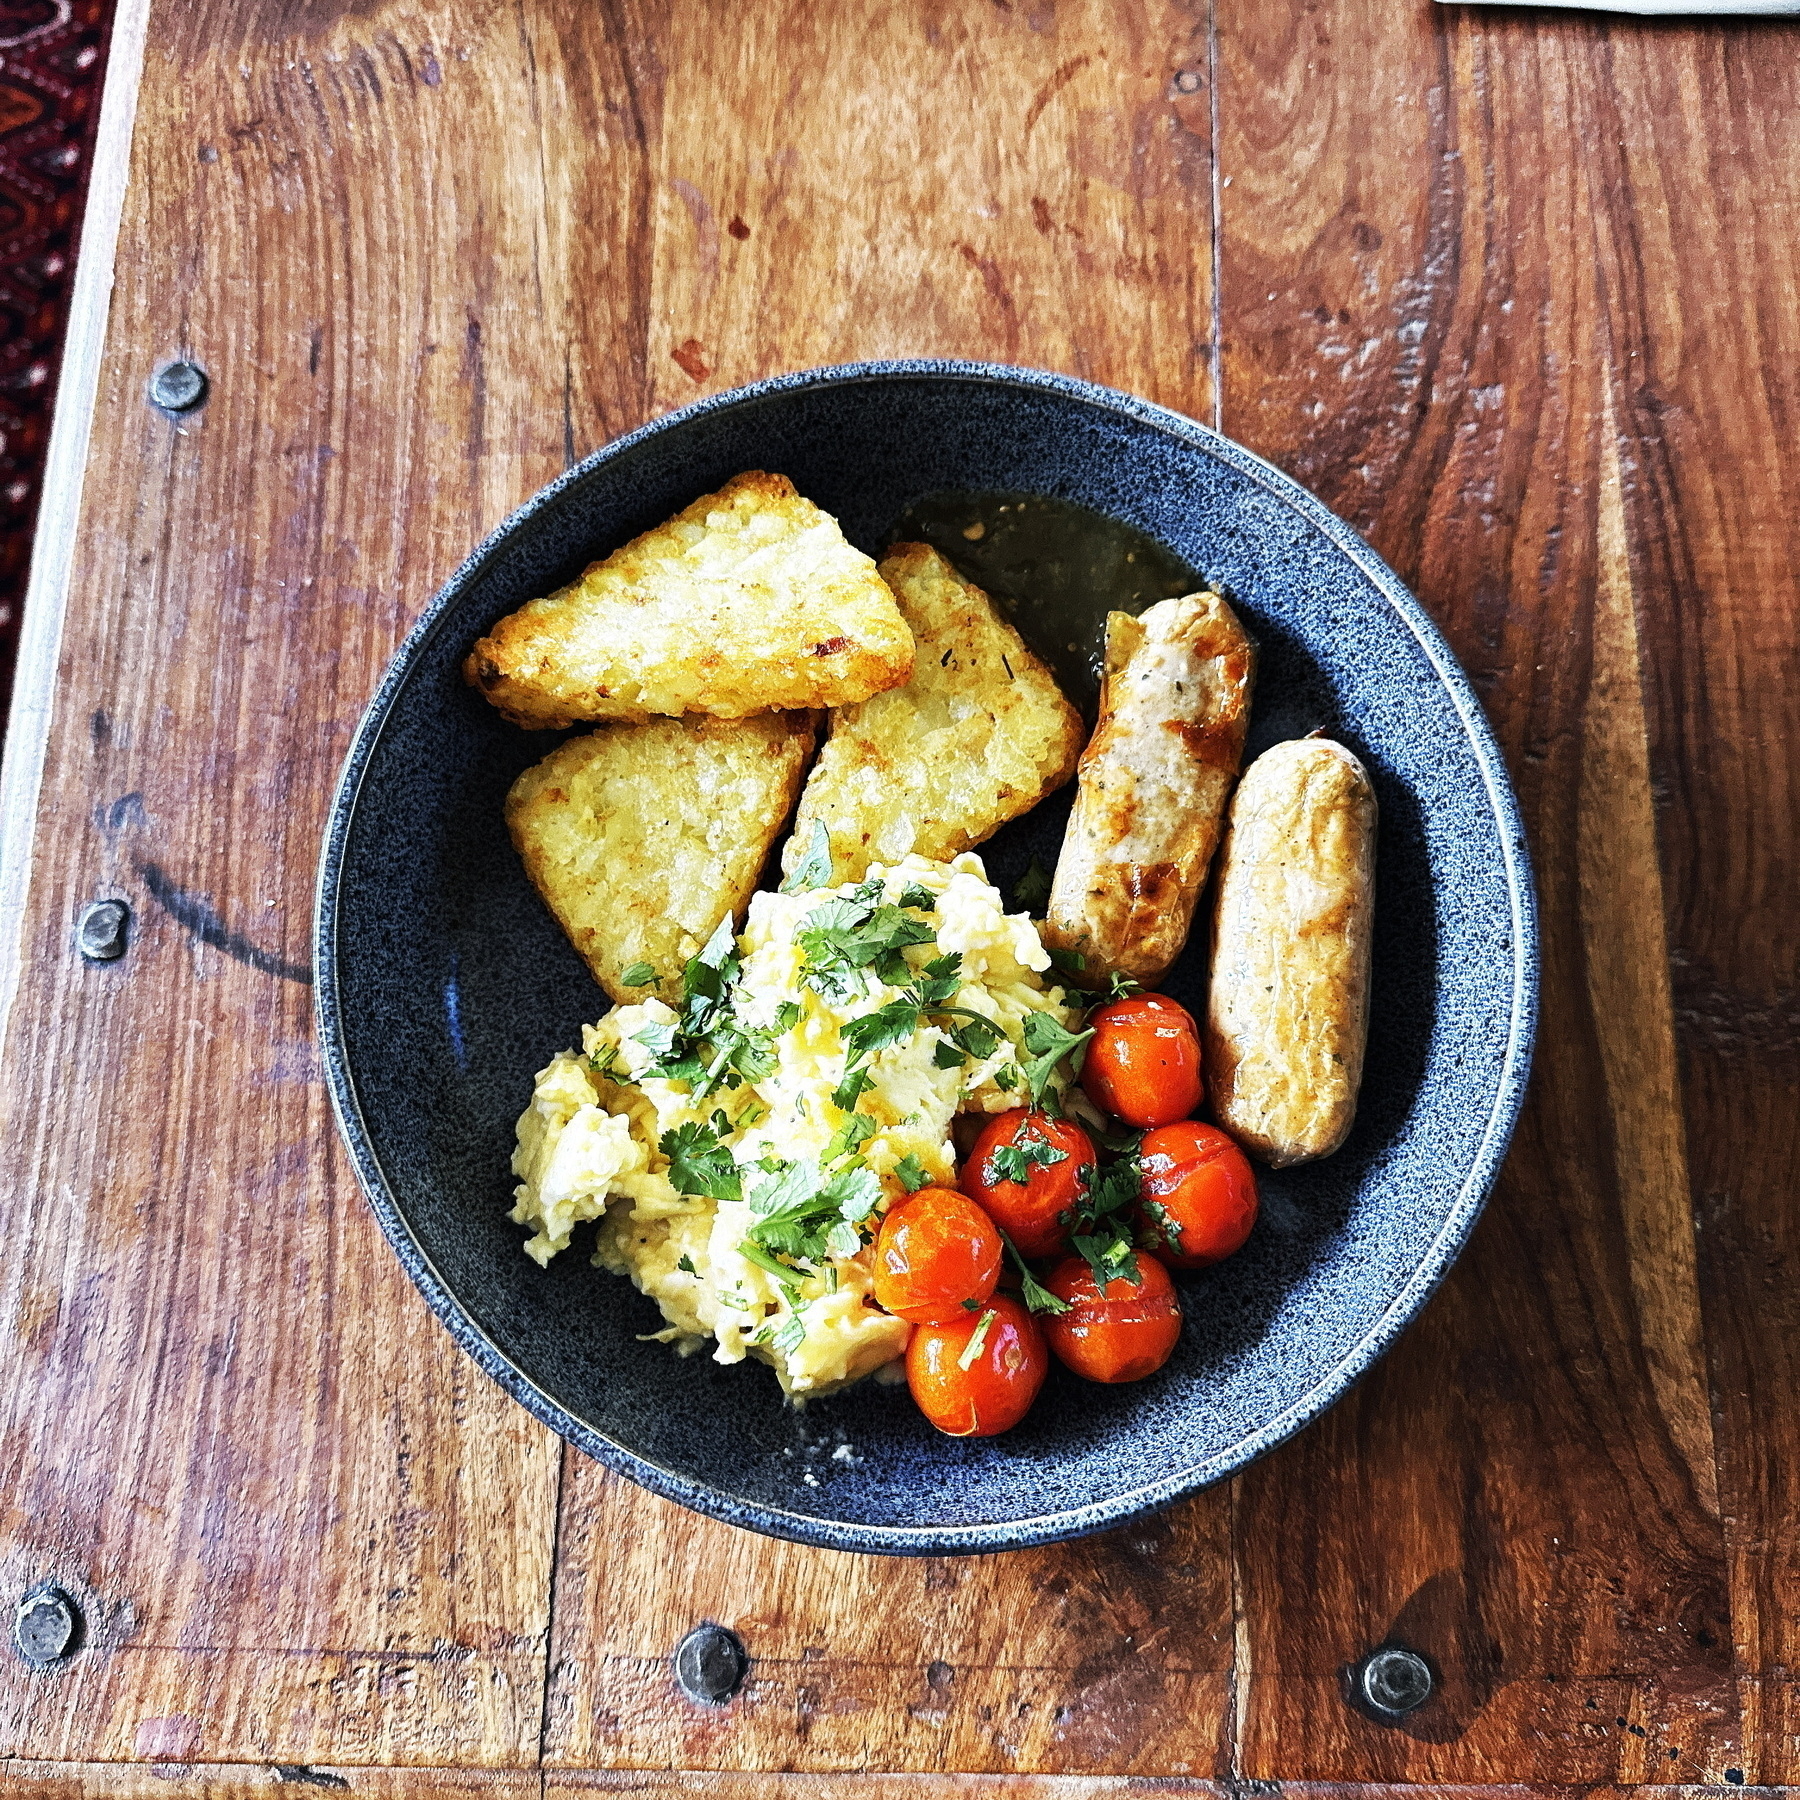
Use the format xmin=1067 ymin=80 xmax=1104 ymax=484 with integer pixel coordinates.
xmin=779 ymin=542 xmax=1084 ymax=885
xmin=506 ymin=712 xmax=818 ymax=1004
xmin=465 ymin=472 xmax=914 ymax=728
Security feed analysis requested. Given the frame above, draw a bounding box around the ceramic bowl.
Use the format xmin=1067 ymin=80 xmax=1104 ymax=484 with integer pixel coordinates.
xmin=316 ymin=361 xmax=1537 ymax=1555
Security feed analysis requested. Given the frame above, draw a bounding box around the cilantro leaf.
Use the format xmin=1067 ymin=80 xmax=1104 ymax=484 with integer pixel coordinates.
xmin=660 ymin=1121 xmax=742 ymax=1201
xmin=619 ymin=961 xmax=656 ymax=987
xmin=893 ymin=1153 xmax=930 ymax=1193
xmin=824 ymin=1111 xmax=878 ymax=1164
xmin=832 ymin=1063 xmax=875 ymax=1109
xmin=820 ymin=1161 xmax=882 ymax=1224
xmin=1012 ymin=857 xmax=1053 ymax=915
xmin=782 ymin=819 xmax=834 ymax=893
xmin=634 ymin=1021 xmax=708 ymax=1085
xmin=1072 ymin=1230 xmax=1141 ymax=1290
xmin=1000 ymin=1231 xmax=1073 ymax=1315
xmin=1020 ymin=1011 xmax=1095 ymax=1108
xmin=948 ymin=1015 xmax=1003 ymax=1060
xmin=772 ymin=1000 xmax=802 ymax=1034
xmin=992 ymin=1061 xmax=1021 ymax=1091
xmin=677 ymin=1253 xmax=697 ymax=1275
xmin=986 ymin=1128 xmax=1070 ymax=1187
xmin=773 ymin=1312 xmax=808 ymax=1356
xmin=841 ymin=999 xmax=922 ymax=1062
xmin=933 ymin=1039 xmax=967 ymax=1070
xmin=899 ymin=884 xmax=938 ymax=912
xmin=800 ymin=901 xmax=936 ymax=1001
xmin=1140 ymin=1197 xmax=1183 ymax=1257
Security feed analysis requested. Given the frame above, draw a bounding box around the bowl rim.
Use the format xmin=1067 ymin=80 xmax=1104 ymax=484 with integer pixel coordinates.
xmin=314 ymin=358 xmax=1540 ymax=1555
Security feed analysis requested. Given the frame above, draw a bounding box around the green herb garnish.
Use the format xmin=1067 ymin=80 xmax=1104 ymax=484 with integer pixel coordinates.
xmin=660 ymin=1120 xmax=742 ymax=1201
xmin=782 ymin=819 xmax=834 ymax=893
xmin=619 ymin=961 xmax=656 ymax=987
xmin=893 ymin=1152 xmax=930 ymax=1193
xmin=1019 ymin=1011 xmax=1095 ymax=1110
xmin=957 ymin=1308 xmax=998 ymax=1369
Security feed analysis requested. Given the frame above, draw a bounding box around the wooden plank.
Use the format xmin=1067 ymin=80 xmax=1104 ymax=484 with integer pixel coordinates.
xmin=0 ymin=0 xmax=596 ymax=1768
xmin=0 ymin=0 xmax=1233 ymax=1778
xmin=542 ymin=0 xmax=1234 ymax=1780
xmin=1215 ymin=5 xmax=1747 ymax=1784
xmin=1 ymin=1764 xmax=539 ymax=1798
xmin=543 ymin=1462 xmax=1230 ymax=1775
xmin=0 ymin=0 xmax=151 ymax=1046
xmin=1584 ymin=23 xmax=1800 ymax=1790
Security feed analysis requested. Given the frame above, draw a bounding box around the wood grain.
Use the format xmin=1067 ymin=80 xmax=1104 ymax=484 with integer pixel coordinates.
xmin=1216 ymin=4 xmax=1757 ymax=1785
xmin=2 ymin=0 xmax=1798 ymax=1785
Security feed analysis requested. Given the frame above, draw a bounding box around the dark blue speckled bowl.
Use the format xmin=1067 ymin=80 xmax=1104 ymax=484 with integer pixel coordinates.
xmin=316 ymin=362 xmax=1537 ymax=1555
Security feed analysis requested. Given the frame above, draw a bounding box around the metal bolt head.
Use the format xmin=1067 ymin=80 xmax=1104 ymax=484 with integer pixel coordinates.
xmin=1358 ymin=1645 xmax=1433 ymax=1715
xmin=76 ymin=898 xmax=129 ymax=962
xmin=14 ymin=1584 xmax=78 ymax=1667
xmin=149 ymin=360 xmax=208 ymax=412
xmin=673 ymin=1621 xmax=748 ymax=1705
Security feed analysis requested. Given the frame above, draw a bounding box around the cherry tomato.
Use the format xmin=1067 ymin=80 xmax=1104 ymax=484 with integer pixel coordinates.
xmin=1136 ymin=1121 xmax=1259 ymax=1268
xmin=1081 ymin=992 xmax=1204 ymax=1128
xmin=907 ymin=1293 xmax=1048 ymax=1436
xmin=872 ymin=1187 xmax=1003 ymax=1324
xmin=961 ymin=1109 xmax=1095 ymax=1259
xmin=1041 ymin=1252 xmax=1182 ymax=1383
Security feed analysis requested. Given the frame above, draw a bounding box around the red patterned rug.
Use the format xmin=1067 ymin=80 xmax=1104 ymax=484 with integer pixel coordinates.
xmin=0 ymin=0 xmax=112 ymax=742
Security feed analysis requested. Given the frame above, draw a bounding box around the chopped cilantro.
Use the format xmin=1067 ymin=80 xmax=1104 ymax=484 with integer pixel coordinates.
xmin=800 ymin=894 xmax=936 ymax=999
xmin=992 ymin=1061 xmax=1021 ymax=1091
xmin=1001 ymin=1231 xmax=1073 ymax=1315
xmin=1020 ymin=1011 xmax=1095 ymax=1109
xmin=1012 ymin=857 xmax=1053 ymax=914
xmin=1140 ymin=1197 xmax=1183 ymax=1257
xmin=660 ymin=1121 xmax=742 ymax=1201
xmin=743 ymin=1157 xmax=880 ymax=1268
xmin=1047 ymin=946 xmax=1088 ymax=978
xmin=893 ymin=1152 xmax=930 ymax=1193
xmin=985 ymin=1121 xmax=1071 ymax=1187
xmin=824 ymin=1111 xmax=878 ymax=1164
xmin=841 ymin=998 xmax=923 ymax=1062
xmin=934 ymin=1039 xmax=966 ymax=1069
xmin=772 ymin=1000 xmax=802 ymax=1033
xmin=773 ymin=1312 xmax=808 ymax=1356
xmin=740 ymin=1239 xmax=806 ymax=1289
xmin=585 ymin=1042 xmax=618 ymax=1078
xmin=948 ymin=1015 xmax=1003 ymax=1060
xmin=961 ymin=1297 xmax=980 ymax=1312
xmin=1072 ymin=1230 xmax=1140 ymax=1290
xmin=782 ymin=819 xmax=834 ymax=893
xmin=832 ymin=1063 xmax=875 ymax=1109
xmin=677 ymin=1253 xmax=697 ymax=1275
xmin=1066 ymin=1152 xmax=1142 ymax=1288
xmin=899 ymin=883 xmax=938 ymax=912
xmin=618 ymin=961 xmax=656 ymax=987
xmin=957 ymin=1308 xmax=998 ymax=1370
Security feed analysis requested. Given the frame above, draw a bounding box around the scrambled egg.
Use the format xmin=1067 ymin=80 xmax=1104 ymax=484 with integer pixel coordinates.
xmin=508 ymin=853 xmax=1078 ymax=1396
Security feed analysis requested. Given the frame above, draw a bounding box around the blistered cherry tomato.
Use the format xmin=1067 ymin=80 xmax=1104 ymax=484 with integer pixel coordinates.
xmin=1042 ymin=1252 xmax=1182 ymax=1383
xmin=961 ymin=1109 xmax=1094 ymax=1259
xmin=907 ymin=1293 xmax=1048 ymax=1436
xmin=872 ymin=1187 xmax=1003 ymax=1324
xmin=1080 ymin=993 xmax=1204 ymax=1128
xmin=1135 ymin=1121 xmax=1259 ymax=1268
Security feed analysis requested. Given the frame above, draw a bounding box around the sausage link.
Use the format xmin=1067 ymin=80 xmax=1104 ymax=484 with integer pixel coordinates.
xmin=1042 ymin=592 xmax=1254 ymax=986
xmin=1204 ymin=737 xmax=1377 ymax=1167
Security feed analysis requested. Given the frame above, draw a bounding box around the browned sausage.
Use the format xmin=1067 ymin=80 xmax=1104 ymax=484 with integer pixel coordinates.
xmin=1041 ymin=592 xmax=1255 ymax=986
xmin=1204 ymin=737 xmax=1377 ymax=1166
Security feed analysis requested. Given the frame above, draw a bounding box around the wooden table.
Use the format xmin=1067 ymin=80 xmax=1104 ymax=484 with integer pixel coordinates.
xmin=0 ymin=1 xmax=1794 ymax=1793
